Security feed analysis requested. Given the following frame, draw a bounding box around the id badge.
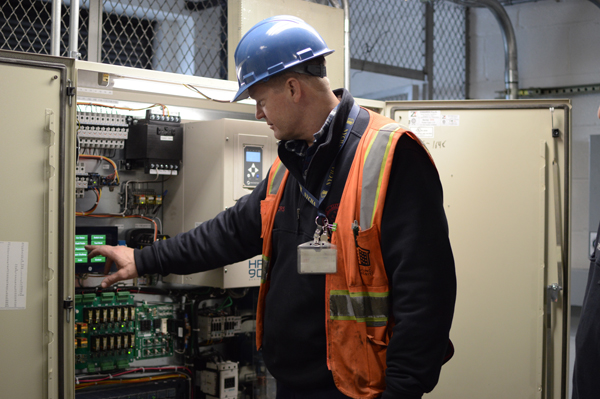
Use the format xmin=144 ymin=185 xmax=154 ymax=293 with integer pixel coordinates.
xmin=297 ymin=241 xmax=337 ymax=274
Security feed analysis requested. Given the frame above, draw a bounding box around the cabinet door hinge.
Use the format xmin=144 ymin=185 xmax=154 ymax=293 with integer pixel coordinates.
xmin=66 ymin=79 xmax=75 ymax=107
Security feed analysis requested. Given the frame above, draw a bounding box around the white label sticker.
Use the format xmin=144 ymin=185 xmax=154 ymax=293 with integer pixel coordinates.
xmin=441 ymin=114 xmax=460 ymax=126
xmin=135 ymin=224 xmax=152 ymax=229
xmin=412 ymin=126 xmax=434 ymax=139
xmin=77 ymin=87 xmax=114 ymax=96
xmin=77 ymin=96 xmax=118 ymax=104
xmin=0 ymin=242 xmax=28 ymax=310
xmin=149 ymin=169 xmax=178 ymax=175
xmin=160 ymin=136 xmax=174 ymax=141
xmin=408 ymin=110 xmax=441 ymax=127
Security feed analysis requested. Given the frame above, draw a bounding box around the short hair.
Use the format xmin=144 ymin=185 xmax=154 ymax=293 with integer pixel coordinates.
xmin=265 ymin=56 xmax=330 ymax=92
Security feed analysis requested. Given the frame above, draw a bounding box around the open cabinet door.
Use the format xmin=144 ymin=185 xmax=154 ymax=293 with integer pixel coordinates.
xmin=0 ymin=51 xmax=76 ymax=398
xmin=386 ymin=100 xmax=570 ymax=399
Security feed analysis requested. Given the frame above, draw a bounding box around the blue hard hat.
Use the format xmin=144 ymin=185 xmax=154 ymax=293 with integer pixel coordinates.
xmin=231 ymin=15 xmax=334 ymax=102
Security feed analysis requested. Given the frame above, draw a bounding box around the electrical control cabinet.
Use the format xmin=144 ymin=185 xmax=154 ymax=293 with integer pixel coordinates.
xmin=162 ymin=119 xmax=279 ymax=288
xmin=0 ymin=48 xmax=574 ymax=399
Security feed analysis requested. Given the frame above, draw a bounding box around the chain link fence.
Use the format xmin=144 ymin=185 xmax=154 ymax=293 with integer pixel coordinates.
xmin=350 ymin=0 xmax=426 ymax=74
xmin=433 ymin=0 xmax=467 ymax=100
xmin=1 ymin=0 xmax=467 ymax=98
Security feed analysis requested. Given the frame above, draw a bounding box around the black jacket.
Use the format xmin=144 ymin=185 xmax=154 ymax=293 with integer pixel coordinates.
xmin=572 ymin=219 xmax=600 ymax=399
xmin=135 ymin=89 xmax=456 ymax=399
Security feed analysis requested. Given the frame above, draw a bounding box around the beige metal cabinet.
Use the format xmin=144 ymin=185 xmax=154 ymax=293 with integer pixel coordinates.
xmin=386 ymin=100 xmax=570 ymax=399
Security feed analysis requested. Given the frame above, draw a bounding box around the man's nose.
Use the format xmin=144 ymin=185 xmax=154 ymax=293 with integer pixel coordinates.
xmin=255 ymin=106 xmax=264 ymax=120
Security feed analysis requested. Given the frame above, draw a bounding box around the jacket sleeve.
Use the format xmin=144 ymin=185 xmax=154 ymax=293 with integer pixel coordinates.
xmin=380 ymin=134 xmax=456 ymax=399
xmin=134 ymin=177 xmax=266 ymax=276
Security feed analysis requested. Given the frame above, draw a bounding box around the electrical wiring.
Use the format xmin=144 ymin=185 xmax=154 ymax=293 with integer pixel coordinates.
xmin=75 ymin=367 xmax=193 ymax=398
xmin=154 ymin=216 xmax=163 ymax=236
xmin=76 ymin=101 xmax=170 ymax=116
xmin=79 ymin=154 xmax=120 ymax=184
xmin=76 ymin=188 xmax=101 ymax=216
xmin=183 ymin=83 xmax=231 ymax=103
xmin=78 ymin=214 xmax=158 ymax=242
xmin=76 ymin=366 xmax=192 ymax=382
xmin=216 ymin=296 xmax=233 ymax=311
xmin=120 ymin=175 xmax=160 ymax=216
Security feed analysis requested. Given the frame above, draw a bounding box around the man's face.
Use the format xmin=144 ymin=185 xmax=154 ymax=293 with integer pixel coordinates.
xmin=249 ymin=80 xmax=300 ymax=141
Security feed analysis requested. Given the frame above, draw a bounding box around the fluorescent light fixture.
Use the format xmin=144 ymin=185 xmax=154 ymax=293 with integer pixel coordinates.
xmin=111 ymin=75 xmax=255 ymax=105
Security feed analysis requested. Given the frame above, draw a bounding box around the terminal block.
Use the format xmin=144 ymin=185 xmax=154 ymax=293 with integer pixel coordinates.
xmin=77 ymin=111 xmax=131 ymax=150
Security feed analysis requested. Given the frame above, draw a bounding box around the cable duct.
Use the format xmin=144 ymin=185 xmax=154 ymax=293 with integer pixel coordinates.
xmin=448 ymin=0 xmax=519 ymax=99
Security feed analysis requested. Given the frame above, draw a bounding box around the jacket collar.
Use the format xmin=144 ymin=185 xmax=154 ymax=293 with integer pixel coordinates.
xmin=277 ymin=88 xmax=357 ymax=189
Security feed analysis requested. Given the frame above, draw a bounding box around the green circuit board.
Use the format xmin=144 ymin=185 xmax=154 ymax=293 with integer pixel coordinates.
xmin=74 ymin=292 xmax=175 ymax=373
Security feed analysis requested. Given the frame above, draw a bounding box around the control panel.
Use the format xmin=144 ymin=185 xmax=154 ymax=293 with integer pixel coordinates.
xmin=243 ymin=145 xmax=263 ymax=188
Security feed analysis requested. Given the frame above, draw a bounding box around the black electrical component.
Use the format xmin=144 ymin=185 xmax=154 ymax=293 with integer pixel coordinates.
xmin=125 ymin=110 xmax=183 ymax=174
xmin=85 ymin=173 xmax=119 ymax=190
xmin=140 ymin=319 xmax=152 ymax=332
xmin=126 ymin=228 xmax=169 ymax=249
xmin=168 ymin=318 xmax=185 ymax=336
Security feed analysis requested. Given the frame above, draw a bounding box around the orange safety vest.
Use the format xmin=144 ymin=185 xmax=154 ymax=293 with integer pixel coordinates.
xmin=257 ymin=109 xmax=434 ymax=399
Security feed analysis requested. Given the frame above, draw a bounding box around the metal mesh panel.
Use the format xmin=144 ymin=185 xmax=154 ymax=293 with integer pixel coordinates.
xmin=433 ymin=1 xmax=467 ymax=99
xmin=0 ymin=0 xmax=89 ymax=58
xmin=1 ymin=0 xmax=466 ymax=98
xmin=1 ymin=0 xmax=53 ymax=54
xmin=349 ymin=0 xmax=466 ymax=100
xmin=101 ymin=0 xmax=227 ymax=78
xmin=350 ymin=0 xmax=425 ymax=72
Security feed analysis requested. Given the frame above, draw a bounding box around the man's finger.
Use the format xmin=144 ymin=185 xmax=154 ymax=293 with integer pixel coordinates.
xmin=101 ymin=273 xmax=118 ymax=288
xmin=85 ymin=244 xmax=103 ymax=259
xmin=103 ymin=256 xmax=113 ymax=275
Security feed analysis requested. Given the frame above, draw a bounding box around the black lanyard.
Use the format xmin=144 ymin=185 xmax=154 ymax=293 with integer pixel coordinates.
xmin=298 ymin=102 xmax=360 ymax=216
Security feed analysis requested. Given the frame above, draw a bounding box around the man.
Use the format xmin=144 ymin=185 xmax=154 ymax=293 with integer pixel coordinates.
xmin=572 ymin=104 xmax=600 ymax=399
xmin=88 ymin=15 xmax=456 ymax=399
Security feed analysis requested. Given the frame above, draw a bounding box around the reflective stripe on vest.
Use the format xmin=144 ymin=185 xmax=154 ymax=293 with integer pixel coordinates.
xmin=267 ymin=160 xmax=287 ymax=195
xmin=360 ymin=122 xmax=404 ymax=231
xmin=329 ymin=289 xmax=389 ymax=327
xmin=262 ymin=158 xmax=288 ymax=283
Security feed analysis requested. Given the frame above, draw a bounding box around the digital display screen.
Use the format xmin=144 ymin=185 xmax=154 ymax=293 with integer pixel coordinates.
xmin=75 ymin=226 xmax=118 ymax=273
xmin=75 ymin=235 xmax=106 ymax=264
xmin=245 ymin=150 xmax=261 ymax=163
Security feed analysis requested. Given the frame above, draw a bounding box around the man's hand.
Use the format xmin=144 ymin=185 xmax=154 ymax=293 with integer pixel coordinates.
xmin=85 ymin=245 xmax=138 ymax=288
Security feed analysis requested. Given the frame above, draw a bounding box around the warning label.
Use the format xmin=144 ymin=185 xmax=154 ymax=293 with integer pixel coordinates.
xmin=408 ymin=111 xmax=460 ymax=127
xmin=408 ymin=110 xmax=440 ymax=127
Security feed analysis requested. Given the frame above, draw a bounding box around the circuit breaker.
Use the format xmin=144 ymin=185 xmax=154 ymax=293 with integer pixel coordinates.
xmin=163 ymin=119 xmax=279 ymax=288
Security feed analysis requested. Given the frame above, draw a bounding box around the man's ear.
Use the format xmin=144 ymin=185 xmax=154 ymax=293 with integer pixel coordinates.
xmin=285 ymin=77 xmax=303 ymax=103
